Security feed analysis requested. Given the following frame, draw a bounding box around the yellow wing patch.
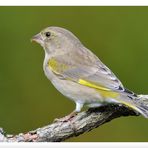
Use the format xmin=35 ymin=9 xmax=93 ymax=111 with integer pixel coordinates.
xmin=48 ymin=58 xmax=69 ymax=74
xmin=78 ymin=79 xmax=110 ymax=91
xmin=78 ymin=79 xmax=119 ymax=98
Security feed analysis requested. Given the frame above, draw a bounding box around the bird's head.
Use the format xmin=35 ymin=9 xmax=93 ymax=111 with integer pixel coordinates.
xmin=31 ymin=26 xmax=82 ymax=54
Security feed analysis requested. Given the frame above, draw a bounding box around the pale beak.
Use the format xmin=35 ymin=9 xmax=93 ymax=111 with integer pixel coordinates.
xmin=31 ymin=33 xmax=43 ymax=45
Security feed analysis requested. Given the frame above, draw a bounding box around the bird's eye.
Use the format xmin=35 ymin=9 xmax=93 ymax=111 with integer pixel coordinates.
xmin=45 ymin=32 xmax=51 ymax=38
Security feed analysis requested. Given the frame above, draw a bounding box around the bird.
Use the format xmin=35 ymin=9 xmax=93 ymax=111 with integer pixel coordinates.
xmin=32 ymin=26 xmax=148 ymax=121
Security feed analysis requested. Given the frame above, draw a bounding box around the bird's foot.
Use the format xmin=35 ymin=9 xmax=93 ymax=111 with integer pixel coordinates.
xmin=54 ymin=111 xmax=77 ymax=122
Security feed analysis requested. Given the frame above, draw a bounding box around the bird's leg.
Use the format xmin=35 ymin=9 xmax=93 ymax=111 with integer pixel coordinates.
xmin=54 ymin=102 xmax=83 ymax=122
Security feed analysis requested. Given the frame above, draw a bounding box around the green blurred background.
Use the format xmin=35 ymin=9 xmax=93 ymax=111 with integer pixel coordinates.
xmin=0 ymin=6 xmax=148 ymax=142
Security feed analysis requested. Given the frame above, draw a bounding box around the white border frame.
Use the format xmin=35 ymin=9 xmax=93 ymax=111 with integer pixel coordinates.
xmin=0 ymin=0 xmax=148 ymax=6
xmin=0 ymin=143 xmax=148 ymax=148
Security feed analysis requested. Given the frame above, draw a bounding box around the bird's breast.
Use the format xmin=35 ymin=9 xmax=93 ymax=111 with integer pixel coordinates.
xmin=43 ymin=54 xmax=56 ymax=81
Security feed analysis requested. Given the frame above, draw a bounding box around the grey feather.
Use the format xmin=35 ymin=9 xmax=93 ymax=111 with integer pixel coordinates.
xmin=49 ymin=46 xmax=124 ymax=92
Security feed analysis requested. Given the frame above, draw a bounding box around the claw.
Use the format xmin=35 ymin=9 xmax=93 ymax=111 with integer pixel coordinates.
xmin=54 ymin=111 xmax=77 ymax=123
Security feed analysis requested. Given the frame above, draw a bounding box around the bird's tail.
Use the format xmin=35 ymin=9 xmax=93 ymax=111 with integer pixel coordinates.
xmin=121 ymin=94 xmax=148 ymax=118
xmin=133 ymin=94 xmax=148 ymax=118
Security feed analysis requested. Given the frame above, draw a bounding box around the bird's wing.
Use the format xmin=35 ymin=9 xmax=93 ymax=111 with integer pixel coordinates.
xmin=48 ymin=53 xmax=124 ymax=92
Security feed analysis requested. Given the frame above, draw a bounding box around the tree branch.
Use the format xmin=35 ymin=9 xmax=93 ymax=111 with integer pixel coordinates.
xmin=0 ymin=104 xmax=139 ymax=142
